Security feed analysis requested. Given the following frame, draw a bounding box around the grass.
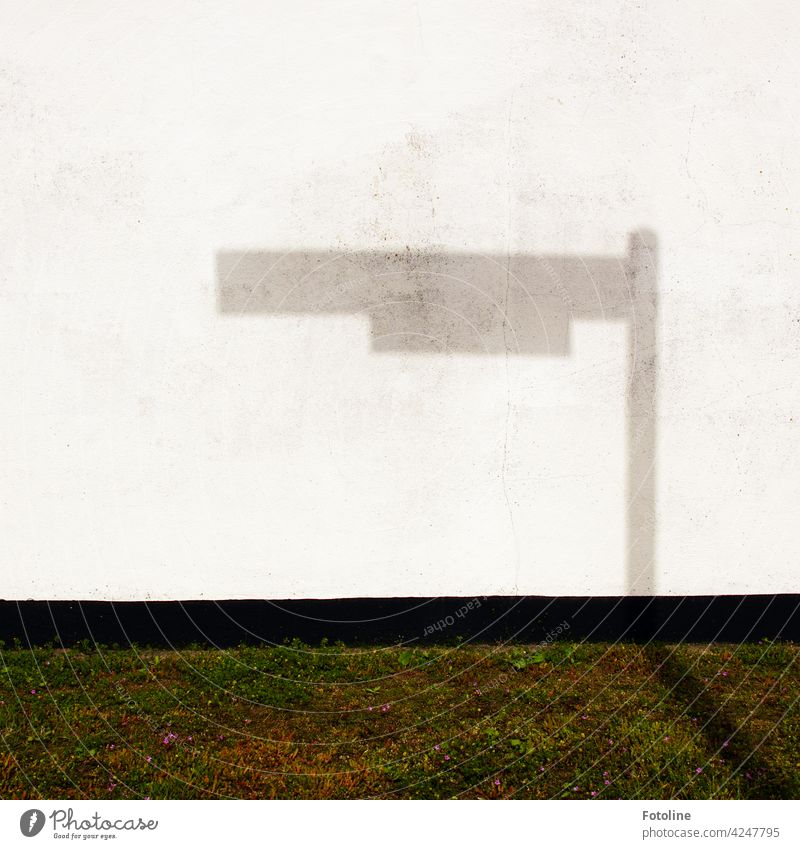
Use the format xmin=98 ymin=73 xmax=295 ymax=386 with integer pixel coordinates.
xmin=1 ymin=639 xmax=798 ymax=799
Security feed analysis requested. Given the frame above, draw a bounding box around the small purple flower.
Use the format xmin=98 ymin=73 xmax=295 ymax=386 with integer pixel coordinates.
xmin=30 ymin=689 xmax=36 ymax=695
xmin=723 ymin=740 xmax=729 ymax=748
xmin=494 ymin=778 xmax=500 ymax=786
xmin=573 ymin=786 xmax=579 ymax=792
xmin=664 ymin=736 xmax=670 ymax=742
xmin=581 ymin=714 xmax=588 ymax=720
xmin=145 ymin=755 xmax=152 ymax=763
xmin=604 ymin=779 xmax=611 ymax=786
xmin=434 ymin=744 xmax=441 ymax=751
xmin=591 ymin=791 xmax=597 ymax=797
xmin=444 ymin=754 xmax=450 ymax=761
xmin=695 ymin=767 xmax=703 ymax=774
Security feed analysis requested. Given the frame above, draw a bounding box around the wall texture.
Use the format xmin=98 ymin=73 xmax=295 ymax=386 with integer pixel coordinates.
xmin=1 ymin=1 xmax=798 ymax=599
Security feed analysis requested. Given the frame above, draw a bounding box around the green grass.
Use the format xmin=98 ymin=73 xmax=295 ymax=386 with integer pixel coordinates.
xmin=1 ymin=639 xmax=797 ymax=799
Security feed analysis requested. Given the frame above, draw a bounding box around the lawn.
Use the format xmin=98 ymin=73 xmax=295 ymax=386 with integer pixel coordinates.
xmin=1 ymin=639 xmax=797 ymax=799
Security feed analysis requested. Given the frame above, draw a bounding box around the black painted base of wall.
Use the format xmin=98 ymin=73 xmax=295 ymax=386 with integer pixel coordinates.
xmin=1 ymin=595 xmax=798 ymax=647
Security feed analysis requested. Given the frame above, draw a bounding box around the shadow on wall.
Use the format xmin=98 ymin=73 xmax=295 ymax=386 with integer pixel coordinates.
xmin=216 ymin=232 xmax=658 ymax=596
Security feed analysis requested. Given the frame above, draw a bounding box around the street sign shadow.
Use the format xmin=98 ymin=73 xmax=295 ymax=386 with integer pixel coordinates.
xmin=216 ymin=232 xmax=657 ymax=595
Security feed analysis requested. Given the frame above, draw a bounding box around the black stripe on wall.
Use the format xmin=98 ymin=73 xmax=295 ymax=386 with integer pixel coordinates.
xmin=1 ymin=596 xmax=798 ymax=647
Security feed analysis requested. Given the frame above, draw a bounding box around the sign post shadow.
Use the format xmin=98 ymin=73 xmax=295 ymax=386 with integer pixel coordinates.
xmin=217 ymin=231 xmax=658 ymax=602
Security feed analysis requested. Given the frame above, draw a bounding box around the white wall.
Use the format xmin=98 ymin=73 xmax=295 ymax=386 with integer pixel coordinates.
xmin=2 ymin=0 xmax=798 ymax=599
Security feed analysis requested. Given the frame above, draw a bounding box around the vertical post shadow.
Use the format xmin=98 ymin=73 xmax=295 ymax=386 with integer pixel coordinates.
xmin=216 ymin=232 xmax=658 ymax=597
xmin=643 ymin=642 xmax=798 ymax=798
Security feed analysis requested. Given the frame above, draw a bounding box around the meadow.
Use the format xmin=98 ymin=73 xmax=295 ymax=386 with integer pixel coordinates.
xmin=1 ymin=640 xmax=797 ymax=799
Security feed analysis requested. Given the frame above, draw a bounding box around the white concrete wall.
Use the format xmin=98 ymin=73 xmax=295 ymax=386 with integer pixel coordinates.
xmin=2 ymin=1 xmax=798 ymax=599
